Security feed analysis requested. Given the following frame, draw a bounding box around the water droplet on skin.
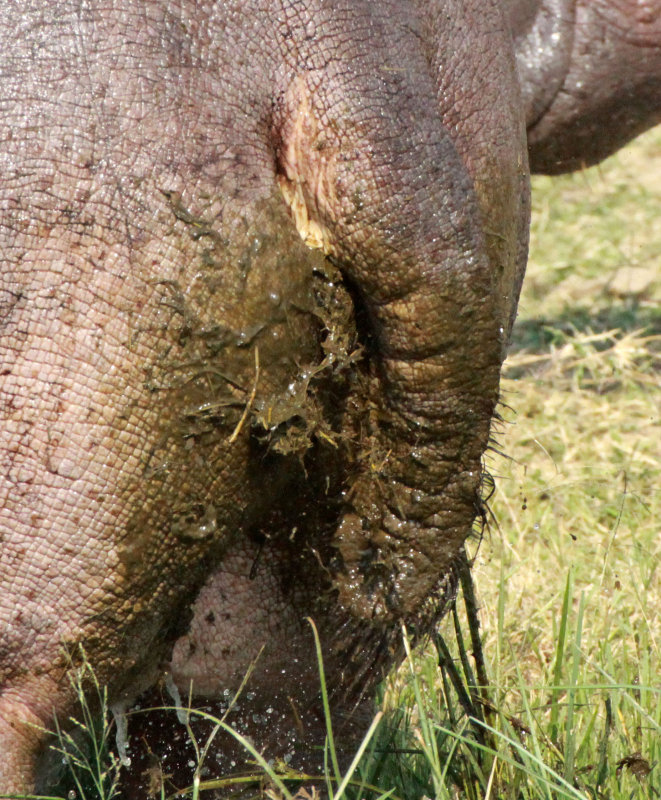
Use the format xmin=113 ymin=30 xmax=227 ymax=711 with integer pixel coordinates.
xmin=171 ymin=504 xmax=217 ymax=541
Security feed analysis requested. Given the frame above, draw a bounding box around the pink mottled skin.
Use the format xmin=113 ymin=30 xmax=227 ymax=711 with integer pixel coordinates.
xmin=0 ymin=1 xmax=527 ymax=790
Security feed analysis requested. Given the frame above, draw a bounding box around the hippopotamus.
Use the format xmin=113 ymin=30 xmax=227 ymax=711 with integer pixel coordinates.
xmin=509 ymin=0 xmax=661 ymax=172
xmin=1 ymin=0 xmax=659 ymax=795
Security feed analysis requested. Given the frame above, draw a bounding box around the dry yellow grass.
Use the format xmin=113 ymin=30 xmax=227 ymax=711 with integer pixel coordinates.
xmin=472 ymin=127 xmax=660 ymax=700
xmin=481 ymin=330 xmax=660 ymax=681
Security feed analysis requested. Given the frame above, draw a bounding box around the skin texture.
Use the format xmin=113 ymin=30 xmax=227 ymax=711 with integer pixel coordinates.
xmin=507 ymin=0 xmax=661 ymax=172
xmin=1 ymin=1 xmax=526 ymax=793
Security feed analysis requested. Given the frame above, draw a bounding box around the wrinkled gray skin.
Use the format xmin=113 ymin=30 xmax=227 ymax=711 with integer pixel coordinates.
xmin=0 ymin=0 xmax=658 ymax=795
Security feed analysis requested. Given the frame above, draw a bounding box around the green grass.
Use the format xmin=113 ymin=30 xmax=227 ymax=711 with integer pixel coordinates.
xmin=34 ymin=128 xmax=661 ymax=800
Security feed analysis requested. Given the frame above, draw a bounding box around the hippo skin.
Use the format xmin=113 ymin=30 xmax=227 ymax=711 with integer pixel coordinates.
xmin=508 ymin=0 xmax=661 ymax=172
xmin=0 ymin=0 xmax=659 ymax=795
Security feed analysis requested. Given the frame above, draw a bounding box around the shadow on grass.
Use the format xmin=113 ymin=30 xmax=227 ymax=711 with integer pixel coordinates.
xmin=509 ymin=301 xmax=661 ymax=354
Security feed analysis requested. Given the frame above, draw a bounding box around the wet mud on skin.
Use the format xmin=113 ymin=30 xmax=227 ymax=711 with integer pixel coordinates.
xmin=110 ymin=236 xmax=381 ymax=797
xmin=97 ymin=190 xmax=358 ymax=659
xmin=111 ymin=239 xmax=461 ymax=798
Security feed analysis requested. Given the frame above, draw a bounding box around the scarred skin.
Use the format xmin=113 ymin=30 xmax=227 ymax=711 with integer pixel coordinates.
xmin=0 ymin=0 xmax=658 ymax=795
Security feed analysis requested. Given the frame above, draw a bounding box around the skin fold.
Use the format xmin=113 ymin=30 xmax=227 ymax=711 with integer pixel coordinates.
xmin=0 ymin=0 xmax=658 ymax=795
xmin=507 ymin=0 xmax=661 ymax=172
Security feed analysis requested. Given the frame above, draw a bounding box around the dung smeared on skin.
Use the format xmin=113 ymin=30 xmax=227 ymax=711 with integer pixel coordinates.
xmin=111 ymin=180 xmax=385 ymax=686
xmin=97 ymin=189 xmax=364 ymax=709
xmin=147 ymin=190 xmax=362 ymax=461
xmin=252 ymin=265 xmax=363 ymax=456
